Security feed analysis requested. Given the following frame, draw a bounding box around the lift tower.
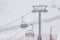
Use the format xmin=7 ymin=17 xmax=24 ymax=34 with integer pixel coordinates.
xmin=32 ymin=5 xmax=48 ymax=40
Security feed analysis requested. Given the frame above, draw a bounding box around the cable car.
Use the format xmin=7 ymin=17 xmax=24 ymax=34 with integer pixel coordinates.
xmin=20 ymin=22 xmax=28 ymax=28
xmin=51 ymin=0 xmax=56 ymax=8
xmin=52 ymin=5 xmax=56 ymax=8
xmin=25 ymin=30 xmax=35 ymax=37
xmin=20 ymin=16 xmax=28 ymax=28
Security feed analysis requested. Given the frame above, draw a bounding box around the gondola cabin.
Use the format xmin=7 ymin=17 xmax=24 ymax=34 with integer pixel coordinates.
xmin=20 ymin=22 xmax=28 ymax=28
xmin=52 ymin=5 xmax=56 ymax=8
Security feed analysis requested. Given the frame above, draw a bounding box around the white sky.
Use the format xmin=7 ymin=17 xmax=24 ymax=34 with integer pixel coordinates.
xmin=0 ymin=0 xmax=60 ymax=40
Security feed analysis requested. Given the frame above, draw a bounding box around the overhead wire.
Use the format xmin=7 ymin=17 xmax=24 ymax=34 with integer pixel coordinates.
xmin=42 ymin=15 xmax=60 ymax=22
xmin=1 ymin=3 xmax=60 ymax=32
xmin=0 ymin=0 xmax=58 ymax=28
xmin=1 ymin=17 xmax=20 ymax=27
xmin=6 ymin=29 xmax=26 ymax=40
xmin=0 ymin=11 xmax=32 ymax=32
xmin=0 ymin=25 xmax=20 ymax=32
xmin=1 ymin=13 xmax=60 ymax=32
xmin=0 ymin=11 xmax=31 ymax=27
xmin=30 ymin=15 xmax=60 ymax=25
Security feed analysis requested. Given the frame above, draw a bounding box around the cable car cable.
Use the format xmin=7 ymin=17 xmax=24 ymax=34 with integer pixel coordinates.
xmin=0 ymin=11 xmax=31 ymax=28
xmin=0 ymin=11 xmax=33 ymax=32
xmin=0 ymin=14 xmax=60 ymax=32
xmin=30 ymin=15 xmax=60 ymax=25
xmin=7 ymin=28 xmax=26 ymax=40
